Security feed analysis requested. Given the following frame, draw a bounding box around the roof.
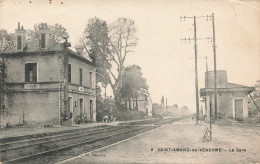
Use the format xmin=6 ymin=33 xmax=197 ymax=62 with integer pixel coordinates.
xmin=201 ymin=81 xmax=254 ymax=90
xmin=0 ymin=39 xmax=95 ymax=67
xmin=4 ymin=39 xmax=63 ymax=53
xmin=200 ymin=82 xmax=255 ymax=95
xmin=225 ymin=83 xmax=251 ymax=88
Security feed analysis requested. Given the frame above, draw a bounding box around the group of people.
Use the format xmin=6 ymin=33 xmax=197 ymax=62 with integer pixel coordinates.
xmin=97 ymin=112 xmax=113 ymax=123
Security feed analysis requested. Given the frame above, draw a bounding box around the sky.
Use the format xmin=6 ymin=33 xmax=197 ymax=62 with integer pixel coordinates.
xmin=0 ymin=0 xmax=260 ymax=111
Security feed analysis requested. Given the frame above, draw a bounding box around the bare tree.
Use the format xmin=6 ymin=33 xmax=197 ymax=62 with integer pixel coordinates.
xmin=83 ymin=17 xmax=138 ymax=109
xmin=107 ymin=18 xmax=138 ymax=107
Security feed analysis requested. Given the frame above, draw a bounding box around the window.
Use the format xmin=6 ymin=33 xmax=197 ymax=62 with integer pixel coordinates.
xmin=79 ymin=68 xmax=82 ymax=85
xmin=41 ymin=34 xmax=46 ymax=48
xmin=68 ymin=64 xmax=71 ymax=83
xmin=89 ymin=72 xmax=92 ymax=88
xmin=17 ymin=36 xmax=22 ymax=50
xmin=25 ymin=63 xmax=37 ymax=82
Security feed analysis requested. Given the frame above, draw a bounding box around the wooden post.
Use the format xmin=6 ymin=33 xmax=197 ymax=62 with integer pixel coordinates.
xmin=212 ymin=13 xmax=218 ymax=121
xmin=194 ymin=16 xmax=199 ymax=125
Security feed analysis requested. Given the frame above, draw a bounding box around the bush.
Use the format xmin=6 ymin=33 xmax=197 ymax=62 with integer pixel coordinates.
xmin=117 ymin=110 xmax=146 ymax=121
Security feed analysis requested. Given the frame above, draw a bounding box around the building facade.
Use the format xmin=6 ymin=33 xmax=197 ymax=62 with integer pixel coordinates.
xmin=0 ymin=23 xmax=96 ymax=126
xmin=200 ymin=70 xmax=254 ymax=121
xmin=123 ymin=94 xmax=153 ymax=116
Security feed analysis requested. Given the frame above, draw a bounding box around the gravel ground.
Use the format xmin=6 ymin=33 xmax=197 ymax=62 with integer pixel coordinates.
xmin=64 ymin=117 xmax=260 ymax=164
xmin=0 ymin=118 xmax=157 ymax=139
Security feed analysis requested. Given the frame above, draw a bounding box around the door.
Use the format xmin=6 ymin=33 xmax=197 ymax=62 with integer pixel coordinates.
xmin=235 ymin=99 xmax=243 ymax=121
xmin=80 ymin=98 xmax=83 ymax=120
xmin=90 ymin=100 xmax=93 ymax=121
xmin=68 ymin=97 xmax=73 ymax=121
xmin=73 ymin=101 xmax=78 ymax=124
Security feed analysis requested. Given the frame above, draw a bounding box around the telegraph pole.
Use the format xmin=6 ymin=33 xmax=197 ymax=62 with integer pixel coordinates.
xmin=205 ymin=56 xmax=212 ymax=140
xmin=180 ymin=16 xmax=200 ymax=125
xmin=63 ymin=37 xmax=71 ymax=125
xmin=181 ymin=13 xmax=217 ymax=139
xmin=212 ymin=13 xmax=218 ymax=121
xmin=205 ymin=56 xmax=208 ymax=87
xmin=194 ymin=16 xmax=200 ymax=125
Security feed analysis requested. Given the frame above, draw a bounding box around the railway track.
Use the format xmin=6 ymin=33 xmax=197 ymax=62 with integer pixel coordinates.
xmin=0 ymin=117 xmax=183 ymax=164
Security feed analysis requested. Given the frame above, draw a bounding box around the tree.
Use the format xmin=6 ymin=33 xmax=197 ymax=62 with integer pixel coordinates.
xmin=108 ymin=18 xmax=138 ymax=107
xmin=83 ymin=17 xmax=138 ymax=109
xmin=82 ymin=17 xmax=111 ymax=86
xmin=0 ymin=29 xmax=15 ymax=53
xmin=27 ymin=23 xmax=69 ymax=43
xmin=0 ymin=29 xmax=13 ymax=114
xmin=0 ymin=29 xmax=14 ymax=99
xmin=121 ymin=65 xmax=148 ymax=110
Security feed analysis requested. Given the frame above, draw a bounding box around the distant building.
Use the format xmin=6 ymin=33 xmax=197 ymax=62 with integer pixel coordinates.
xmin=0 ymin=23 xmax=96 ymax=126
xmin=200 ymin=70 xmax=254 ymax=121
xmin=124 ymin=94 xmax=152 ymax=116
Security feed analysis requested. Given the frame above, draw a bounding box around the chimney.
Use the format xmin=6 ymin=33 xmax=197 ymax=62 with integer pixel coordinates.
xmin=15 ymin=22 xmax=26 ymax=51
xmin=205 ymin=70 xmax=227 ymax=88
xmin=39 ymin=23 xmax=50 ymax=49
xmin=75 ymin=45 xmax=84 ymax=56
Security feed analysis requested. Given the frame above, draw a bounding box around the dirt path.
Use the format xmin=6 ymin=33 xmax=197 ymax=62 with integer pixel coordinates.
xmin=64 ymin=117 xmax=260 ymax=164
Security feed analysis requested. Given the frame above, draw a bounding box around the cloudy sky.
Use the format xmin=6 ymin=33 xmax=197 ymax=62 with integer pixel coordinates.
xmin=1 ymin=0 xmax=259 ymax=111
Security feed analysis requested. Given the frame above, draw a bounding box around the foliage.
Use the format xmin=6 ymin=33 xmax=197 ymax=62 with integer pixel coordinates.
xmin=0 ymin=29 xmax=15 ymax=53
xmin=152 ymin=103 xmax=161 ymax=116
xmin=82 ymin=17 xmax=111 ymax=87
xmin=27 ymin=23 xmax=69 ymax=43
xmin=0 ymin=59 xmax=7 ymax=81
xmin=0 ymin=29 xmax=14 ymax=114
xmin=96 ymin=86 xmax=117 ymax=116
xmin=120 ymin=65 xmax=148 ymax=110
xmin=180 ymin=106 xmax=191 ymax=116
xmin=117 ymin=110 xmax=146 ymax=121
xmin=121 ymin=65 xmax=148 ymax=97
xmin=82 ymin=17 xmax=138 ymax=109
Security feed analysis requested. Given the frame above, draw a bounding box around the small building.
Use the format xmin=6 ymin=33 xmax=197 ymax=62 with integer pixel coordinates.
xmin=123 ymin=94 xmax=153 ymax=116
xmin=200 ymin=70 xmax=254 ymax=121
xmin=0 ymin=23 xmax=96 ymax=126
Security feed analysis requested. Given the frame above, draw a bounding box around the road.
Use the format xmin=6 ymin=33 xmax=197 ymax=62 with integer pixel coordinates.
xmin=62 ymin=117 xmax=260 ymax=164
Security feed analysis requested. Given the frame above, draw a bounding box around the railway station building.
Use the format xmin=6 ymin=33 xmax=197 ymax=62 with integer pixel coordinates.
xmin=0 ymin=23 xmax=96 ymax=126
xmin=200 ymin=70 xmax=254 ymax=121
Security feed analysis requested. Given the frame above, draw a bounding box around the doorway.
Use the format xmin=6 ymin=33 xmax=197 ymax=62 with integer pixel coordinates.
xmin=80 ymin=98 xmax=83 ymax=120
xmin=90 ymin=100 xmax=93 ymax=121
xmin=235 ymin=99 xmax=243 ymax=121
xmin=68 ymin=97 xmax=73 ymax=122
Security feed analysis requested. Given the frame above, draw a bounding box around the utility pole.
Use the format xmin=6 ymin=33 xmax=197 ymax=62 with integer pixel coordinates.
xmin=212 ymin=13 xmax=218 ymax=121
xmin=181 ymin=13 xmax=217 ymax=139
xmin=205 ymin=56 xmax=208 ymax=88
xmin=180 ymin=16 xmax=200 ymax=125
xmin=63 ymin=37 xmax=71 ymax=125
xmin=194 ymin=16 xmax=200 ymax=125
xmin=205 ymin=56 xmax=212 ymax=140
